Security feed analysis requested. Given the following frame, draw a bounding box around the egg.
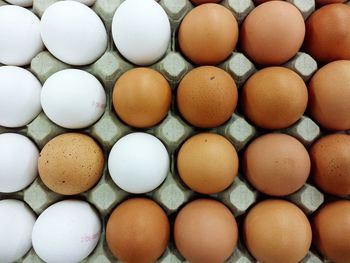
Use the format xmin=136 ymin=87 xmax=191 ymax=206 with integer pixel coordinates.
xmin=41 ymin=1 xmax=107 ymax=66
xmin=174 ymin=199 xmax=238 ymax=263
xmin=190 ymin=0 xmax=221 ymax=5
xmin=0 ymin=133 xmax=39 ymax=193
xmin=112 ymin=0 xmax=170 ymax=65
xmin=177 ymin=133 xmax=238 ymax=194
xmin=240 ymin=1 xmax=305 ymax=65
xmin=4 ymin=0 xmax=33 ymax=7
xmin=309 ymin=134 xmax=350 ymax=196
xmin=178 ymin=4 xmax=238 ymax=65
xmin=38 ymin=133 xmax=104 ymax=195
xmin=308 ymin=60 xmax=350 ymax=130
xmin=315 ymin=0 xmax=346 ymax=6
xmin=0 ymin=5 xmax=43 ymax=66
xmin=243 ymin=133 xmax=310 ymax=196
xmin=244 ymin=199 xmax=312 ymax=263
xmin=312 ymin=200 xmax=350 ymax=263
xmin=106 ymin=198 xmax=169 ymax=263
xmin=32 ymin=200 xmax=101 ymax=263
xmin=108 ymin=133 xmax=169 ymax=194
xmin=242 ymin=67 xmax=308 ymax=129
xmin=41 ymin=69 xmax=106 ymax=129
xmin=177 ymin=66 xmax=238 ymax=128
xmin=304 ymin=4 xmax=350 ymax=63
xmin=112 ymin=68 xmax=171 ymax=128
xmin=0 ymin=199 xmax=36 ymax=263
xmin=0 ymin=66 xmax=41 ymax=128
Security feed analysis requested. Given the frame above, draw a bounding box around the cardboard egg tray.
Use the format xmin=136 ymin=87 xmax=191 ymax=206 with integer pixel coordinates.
xmin=0 ymin=0 xmax=350 ymax=262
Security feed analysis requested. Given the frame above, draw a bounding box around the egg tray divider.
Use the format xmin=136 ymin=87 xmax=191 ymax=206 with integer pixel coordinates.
xmin=0 ymin=0 xmax=349 ymax=262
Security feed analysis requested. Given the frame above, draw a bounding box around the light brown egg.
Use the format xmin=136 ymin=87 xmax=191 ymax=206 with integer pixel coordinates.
xmin=309 ymin=134 xmax=350 ymax=196
xmin=312 ymin=200 xmax=350 ymax=263
xmin=177 ymin=133 xmax=238 ymax=194
xmin=177 ymin=66 xmax=237 ymax=128
xmin=308 ymin=60 xmax=350 ymax=130
xmin=174 ymin=199 xmax=238 ymax=263
xmin=38 ymin=133 xmax=104 ymax=195
xmin=244 ymin=199 xmax=312 ymax=263
xmin=304 ymin=4 xmax=350 ymax=63
xmin=178 ymin=3 xmax=238 ymax=65
xmin=242 ymin=67 xmax=308 ymax=129
xmin=112 ymin=68 xmax=171 ymax=128
xmin=106 ymin=198 xmax=170 ymax=263
xmin=315 ymin=0 xmax=346 ymax=6
xmin=240 ymin=1 xmax=305 ymax=65
xmin=191 ymin=0 xmax=221 ymax=5
xmin=243 ymin=133 xmax=310 ymax=196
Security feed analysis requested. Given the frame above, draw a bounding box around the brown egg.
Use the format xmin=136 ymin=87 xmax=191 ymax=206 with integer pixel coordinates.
xmin=112 ymin=68 xmax=171 ymax=128
xmin=244 ymin=199 xmax=312 ymax=263
xmin=308 ymin=60 xmax=350 ymax=130
xmin=177 ymin=66 xmax=237 ymax=128
xmin=177 ymin=133 xmax=238 ymax=194
xmin=304 ymin=4 xmax=350 ymax=63
xmin=312 ymin=200 xmax=350 ymax=263
xmin=309 ymin=134 xmax=350 ymax=196
xmin=174 ymin=199 xmax=238 ymax=263
xmin=240 ymin=1 xmax=305 ymax=65
xmin=315 ymin=0 xmax=346 ymax=6
xmin=38 ymin=133 xmax=104 ymax=195
xmin=244 ymin=133 xmax=310 ymax=196
xmin=242 ymin=67 xmax=308 ymax=129
xmin=178 ymin=4 xmax=238 ymax=65
xmin=106 ymin=198 xmax=170 ymax=263
xmin=191 ymin=0 xmax=221 ymax=5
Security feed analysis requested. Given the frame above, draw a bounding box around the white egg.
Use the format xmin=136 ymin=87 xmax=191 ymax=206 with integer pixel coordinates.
xmin=0 ymin=199 xmax=36 ymax=263
xmin=0 ymin=5 xmax=43 ymax=66
xmin=0 ymin=66 xmax=41 ymax=128
xmin=32 ymin=200 xmax=101 ymax=263
xmin=69 ymin=0 xmax=96 ymax=6
xmin=0 ymin=133 xmax=39 ymax=193
xmin=41 ymin=1 xmax=107 ymax=66
xmin=41 ymin=69 xmax=106 ymax=129
xmin=112 ymin=0 xmax=171 ymax=65
xmin=4 ymin=0 xmax=33 ymax=7
xmin=108 ymin=132 xmax=169 ymax=193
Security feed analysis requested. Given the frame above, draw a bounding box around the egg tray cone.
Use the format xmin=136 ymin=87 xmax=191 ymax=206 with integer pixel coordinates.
xmin=0 ymin=0 xmax=349 ymax=262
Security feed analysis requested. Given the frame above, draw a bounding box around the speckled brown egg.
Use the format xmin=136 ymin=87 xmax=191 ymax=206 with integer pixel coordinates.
xmin=315 ymin=0 xmax=346 ymax=6
xmin=178 ymin=3 xmax=238 ymax=65
xmin=304 ymin=4 xmax=350 ymax=63
xmin=174 ymin=199 xmax=238 ymax=263
xmin=190 ymin=0 xmax=221 ymax=5
xmin=106 ymin=198 xmax=169 ymax=263
xmin=38 ymin=133 xmax=104 ymax=195
xmin=177 ymin=66 xmax=237 ymax=128
xmin=113 ymin=68 xmax=171 ymax=128
xmin=244 ymin=199 xmax=312 ymax=263
xmin=177 ymin=133 xmax=238 ymax=194
xmin=240 ymin=1 xmax=305 ymax=65
xmin=242 ymin=67 xmax=308 ymax=129
xmin=243 ymin=133 xmax=310 ymax=196
xmin=312 ymin=200 xmax=350 ymax=263
xmin=308 ymin=60 xmax=350 ymax=130
xmin=309 ymin=134 xmax=350 ymax=196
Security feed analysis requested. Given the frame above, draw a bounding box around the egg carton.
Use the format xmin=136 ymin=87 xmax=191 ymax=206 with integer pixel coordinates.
xmin=0 ymin=0 xmax=347 ymax=262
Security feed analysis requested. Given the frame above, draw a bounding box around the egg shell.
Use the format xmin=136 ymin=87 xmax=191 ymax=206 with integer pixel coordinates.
xmin=244 ymin=199 xmax=312 ymax=263
xmin=0 ymin=66 xmax=41 ymax=128
xmin=177 ymin=66 xmax=238 ymax=128
xmin=308 ymin=60 xmax=350 ymax=130
xmin=0 ymin=5 xmax=43 ymax=66
xmin=32 ymin=200 xmax=101 ymax=263
xmin=312 ymin=200 xmax=350 ymax=263
xmin=178 ymin=3 xmax=238 ymax=65
xmin=309 ymin=134 xmax=350 ymax=196
xmin=0 ymin=199 xmax=36 ymax=263
xmin=304 ymin=4 xmax=350 ymax=63
xmin=174 ymin=199 xmax=238 ymax=263
xmin=112 ymin=68 xmax=171 ymax=128
xmin=240 ymin=1 xmax=305 ymax=66
xmin=106 ymin=198 xmax=170 ymax=263
xmin=242 ymin=66 xmax=308 ymax=129
xmin=38 ymin=133 xmax=104 ymax=195
xmin=177 ymin=133 xmax=239 ymax=194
